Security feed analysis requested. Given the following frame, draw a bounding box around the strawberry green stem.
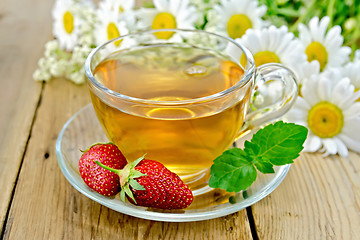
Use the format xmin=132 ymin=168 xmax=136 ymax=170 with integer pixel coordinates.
xmin=95 ymin=161 xmax=121 ymax=175
xmin=95 ymin=157 xmax=147 ymax=204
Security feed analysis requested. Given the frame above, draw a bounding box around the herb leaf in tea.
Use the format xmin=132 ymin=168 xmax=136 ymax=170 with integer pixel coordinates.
xmin=209 ymin=148 xmax=257 ymax=192
xmin=209 ymin=121 xmax=308 ymax=192
xmin=251 ymin=121 xmax=309 ymax=165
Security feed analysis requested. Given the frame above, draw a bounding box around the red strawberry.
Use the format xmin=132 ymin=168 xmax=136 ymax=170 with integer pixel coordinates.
xmin=79 ymin=143 xmax=127 ymax=196
xmin=96 ymin=156 xmax=193 ymax=209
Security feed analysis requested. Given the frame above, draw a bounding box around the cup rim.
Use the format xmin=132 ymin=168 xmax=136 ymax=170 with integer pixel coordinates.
xmin=85 ymin=28 xmax=255 ymax=106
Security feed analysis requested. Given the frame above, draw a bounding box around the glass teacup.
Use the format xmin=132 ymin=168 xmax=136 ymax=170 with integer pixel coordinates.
xmin=85 ymin=29 xmax=297 ymax=194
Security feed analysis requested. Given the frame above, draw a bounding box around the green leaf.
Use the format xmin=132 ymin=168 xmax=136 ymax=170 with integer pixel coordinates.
xmin=254 ymin=159 xmax=275 ymax=174
xmin=250 ymin=121 xmax=308 ymax=165
xmin=130 ymin=155 xmax=145 ymax=168
xmin=209 ymin=148 xmax=257 ymax=192
xmin=120 ymin=189 xmax=126 ymax=203
xmin=129 ymin=169 xmax=146 ymax=179
xmin=129 ymin=179 xmax=145 ymax=191
xmin=209 ymin=121 xmax=308 ymax=193
xmin=123 ymin=184 xmax=136 ymax=204
xmin=244 ymin=141 xmax=259 ymax=157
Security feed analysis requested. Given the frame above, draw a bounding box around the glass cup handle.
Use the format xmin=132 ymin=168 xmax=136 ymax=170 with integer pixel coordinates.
xmin=238 ymin=63 xmax=298 ymax=138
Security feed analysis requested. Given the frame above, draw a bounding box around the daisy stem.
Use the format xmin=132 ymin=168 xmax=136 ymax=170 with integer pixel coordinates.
xmin=347 ymin=17 xmax=360 ymax=54
xmin=289 ymin=0 xmax=317 ymax=32
xmin=326 ymin=0 xmax=336 ymax=27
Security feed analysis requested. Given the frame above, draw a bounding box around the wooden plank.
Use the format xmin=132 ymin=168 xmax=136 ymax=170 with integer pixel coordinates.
xmin=90 ymin=208 xmax=252 ymax=239
xmin=2 ymin=79 xmax=91 ymax=239
xmin=0 ymin=0 xmax=52 ymax=232
xmin=251 ymin=152 xmax=360 ymax=239
xmin=3 ymin=79 xmax=253 ymax=239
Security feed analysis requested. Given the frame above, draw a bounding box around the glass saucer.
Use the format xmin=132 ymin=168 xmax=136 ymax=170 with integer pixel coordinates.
xmin=56 ymin=104 xmax=290 ymax=222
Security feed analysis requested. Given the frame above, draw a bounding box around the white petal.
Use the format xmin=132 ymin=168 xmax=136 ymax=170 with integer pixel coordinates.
xmin=243 ymin=30 xmax=261 ymax=52
xmin=298 ymin=23 xmax=311 ymax=45
xmin=294 ymin=96 xmax=311 ymax=111
xmin=355 ymin=50 xmax=360 ymax=61
xmin=276 ymin=32 xmax=294 ymax=56
xmin=301 ymin=75 xmax=320 ymax=106
xmin=309 ymin=17 xmax=320 ymax=41
xmin=285 ymin=108 xmax=307 ymax=122
xmin=324 ymin=26 xmax=342 ymax=47
xmin=318 ymin=75 xmax=332 ymax=101
xmin=256 ymin=5 xmax=267 ymax=17
xmin=154 ymin=0 xmax=168 ymax=11
xmin=259 ymin=29 xmax=269 ymax=51
xmin=338 ymin=134 xmax=360 ymax=154
xmin=342 ymin=118 xmax=360 ymax=141
xmin=331 ymin=78 xmax=355 ymax=108
xmin=342 ymin=89 xmax=360 ymax=109
xmin=333 ymin=137 xmax=349 ymax=157
xmin=226 ymin=42 xmax=242 ymax=63
xmin=171 ymin=0 xmax=182 ymax=14
xmin=303 ymin=134 xmax=322 ymax=152
xmin=322 ymin=138 xmax=338 ymax=155
xmin=318 ymin=16 xmax=330 ymax=42
xmin=268 ymin=26 xmax=281 ymax=51
xmin=343 ymin=102 xmax=360 ymax=119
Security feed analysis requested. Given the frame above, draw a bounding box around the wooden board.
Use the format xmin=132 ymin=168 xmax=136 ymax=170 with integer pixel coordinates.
xmin=2 ymin=79 xmax=253 ymax=239
xmin=1 ymin=0 xmax=360 ymax=238
xmin=0 ymin=0 xmax=52 ymax=232
xmin=251 ymin=152 xmax=360 ymax=239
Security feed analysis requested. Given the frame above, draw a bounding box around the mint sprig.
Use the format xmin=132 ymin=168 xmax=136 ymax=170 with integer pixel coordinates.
xmin=209 ymin=121 xmax=308 ymax=192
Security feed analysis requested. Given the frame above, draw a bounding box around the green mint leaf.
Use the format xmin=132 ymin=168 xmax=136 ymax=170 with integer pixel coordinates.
xmin=209 ymin=121 xmax=308 ymax=193
xmin=250 ymin=121 xmax=308 ymax=165
xmin=254 ymin=160 xmax=275 ymax=174
xmin=209 ymin=148 xmax=257 ymax=192
xmin=244 ymin=140 xmax=259 ymax=157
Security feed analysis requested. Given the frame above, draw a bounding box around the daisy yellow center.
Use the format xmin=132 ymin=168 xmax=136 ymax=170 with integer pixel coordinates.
xmin=152 ymin=12 xmax=176 ymax=39
xmin=63 ymin=11 xmax=74 ymax=34
xmin=307 ymin=102 xmax=343 ymax=138
xmin=107 ymin=22 xmax=122 ymax=46
xmin=227 ymin=14 xmax=252 ymax=39
xmin=119 ymin=6 xmax=124 ymax=13
xmin=240 ymin=51 xmax=280 ymax=67
xmin=305 ymin=42 xmax=328 ymax=71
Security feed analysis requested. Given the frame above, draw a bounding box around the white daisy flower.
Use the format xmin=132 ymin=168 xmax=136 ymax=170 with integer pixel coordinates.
xmin=228 ymin=26 xmax=306 ymax=70
xmin=73 ymin=2 xmax=97 ymax=47
xmin=292 ymin=60 xmax=320 ymax=91
xmin=52 ymin=0 xmax=81 ymax=51
xmin=342 ymin=58 xmax=360 ymax=91
xmin=298 ymin=16 xmax=351 ymax=71
xmin=191 ymin=0 xmax=220 ymax=12
xmin=137 ymin=0 xmax=198 ymax=40
xmin=285 ymin=68 xmax=360 ymax=157
xmin=354 ymin=49 xmax=360 ymax=62
xmin=191 ymin=0 xmax=220 ymax=28
xmin=99 ymin=0 xmax=137 ymax=29
xmin=115 ymin=0 xmax=135 ymax=13
xmin=94 ymin=1 xmax=130 ymax=50
xmin=206 ymin=0 xmax=267 ymax=39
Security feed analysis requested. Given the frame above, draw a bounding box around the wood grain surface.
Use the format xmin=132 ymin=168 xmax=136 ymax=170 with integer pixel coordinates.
xmin=0 ymin=0 xmax=360 ymax=239
xmin=252 ymin=152 xmax=360 ymax=239
xmin=0 ymin=0 xmax=52 ymax=233
xmin=2 ymin=80 xmax=253 ymax=240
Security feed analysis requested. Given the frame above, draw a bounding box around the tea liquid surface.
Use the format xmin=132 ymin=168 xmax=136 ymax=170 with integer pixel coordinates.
xmin=91 ymin=45 xmax=250 ymax=179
